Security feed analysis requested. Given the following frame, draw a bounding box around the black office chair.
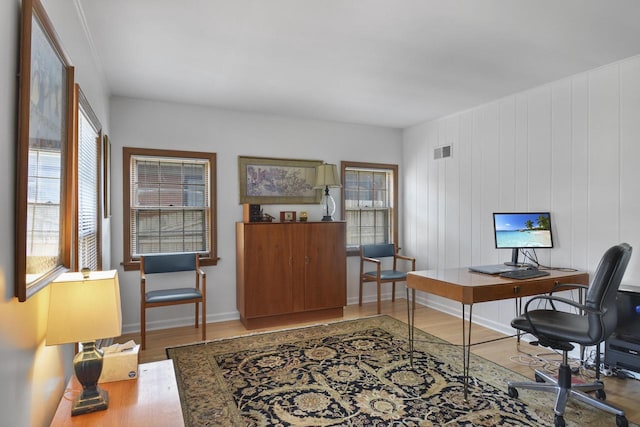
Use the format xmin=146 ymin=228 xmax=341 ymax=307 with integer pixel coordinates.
xmin=506 ymin=243 xmax=632 ymax=427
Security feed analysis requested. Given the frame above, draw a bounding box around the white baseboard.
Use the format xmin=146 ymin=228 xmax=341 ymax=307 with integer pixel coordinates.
xmin=122 ymin=310 xmax=240 ymax=335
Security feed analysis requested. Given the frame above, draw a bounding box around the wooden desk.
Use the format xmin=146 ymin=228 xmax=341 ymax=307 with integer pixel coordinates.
xmin=406 ymin=268 xmax=589 ymax=400
xmin=50 ymin=360 xmax=184 ymax=427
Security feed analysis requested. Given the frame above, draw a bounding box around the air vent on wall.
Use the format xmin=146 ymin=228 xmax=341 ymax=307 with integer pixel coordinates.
xmin=434 ymin=144 xmax=452 ymax=160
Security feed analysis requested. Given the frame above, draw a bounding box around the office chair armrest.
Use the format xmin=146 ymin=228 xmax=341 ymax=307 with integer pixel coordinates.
xmin=522 ymin=294 xmax=585 ymax=339
xmin=550 ymin=282 xmax=588 ymax=293
xmin=522 ymin=294 xmax=607 ymax=339
xmin=523 ymin=294 xmax=588 ymax=314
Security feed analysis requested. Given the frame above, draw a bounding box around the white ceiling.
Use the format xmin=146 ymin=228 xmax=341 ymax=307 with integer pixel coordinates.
xmin=77 ymin=0 xmax=640 ymax=128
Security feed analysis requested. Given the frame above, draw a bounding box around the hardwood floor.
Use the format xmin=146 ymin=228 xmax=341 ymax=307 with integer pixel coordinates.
xmin=116 ymin=299 xmax=640 ymax=424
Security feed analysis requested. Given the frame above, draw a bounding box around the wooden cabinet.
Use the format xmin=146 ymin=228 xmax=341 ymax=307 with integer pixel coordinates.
xmin=236 ymin=221 xmax=346 ymax=329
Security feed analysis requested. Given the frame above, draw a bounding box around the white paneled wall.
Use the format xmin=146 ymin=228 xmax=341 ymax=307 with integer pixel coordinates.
xmin=402 ymin=55 xmax=640 ymax=334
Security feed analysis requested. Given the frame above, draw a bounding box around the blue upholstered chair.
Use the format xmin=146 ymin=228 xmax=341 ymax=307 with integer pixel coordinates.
xmin=140 ymin=253 xmax=206 ymax=350
xmin=359 ymin=243 xmax=416 ymax=314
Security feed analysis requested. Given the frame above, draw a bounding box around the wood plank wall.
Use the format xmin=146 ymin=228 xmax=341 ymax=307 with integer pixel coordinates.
xmin=402 ymin=55 xmax=640 ymax=333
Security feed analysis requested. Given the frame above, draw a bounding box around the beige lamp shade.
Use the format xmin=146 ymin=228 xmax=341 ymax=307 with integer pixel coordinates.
xmin=46 ymin=270 xmax=122 ymax=346
xmin=314 ymin=163 xmax=341 ymax=188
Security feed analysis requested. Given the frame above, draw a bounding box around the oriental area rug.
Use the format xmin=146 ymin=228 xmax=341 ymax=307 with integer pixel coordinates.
xmin=166 ymin=315 xmax=619 ymax=426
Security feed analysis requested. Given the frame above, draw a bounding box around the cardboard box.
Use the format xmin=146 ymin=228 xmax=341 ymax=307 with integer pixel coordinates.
xmin=99 ymin=344 xmax=140 ymax=383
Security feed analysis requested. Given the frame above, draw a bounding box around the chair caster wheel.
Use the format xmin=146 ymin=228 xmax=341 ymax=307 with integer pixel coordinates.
xmin=595 ymin=389 xmax=606 ymax=400
xmin=616 ymin=415 xmax=628 ymax=427
xmin=507 ymin=386 xmax=518 ymax=399
xmin=554 ymin=414 xmax=565 ymax=427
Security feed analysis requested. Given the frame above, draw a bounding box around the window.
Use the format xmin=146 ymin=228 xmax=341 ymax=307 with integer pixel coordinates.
xmin=76 ymin=86 xmax=102 ymax=271
xmin=123 ymin=147 xmax=217 ymax=270
xmin=26 ymin=147 xmax=64 ymax=277
xmin=15 ymin=0 xmax=74 ymax=301
xmin=341 ymin=161 xmax=398 ymax=254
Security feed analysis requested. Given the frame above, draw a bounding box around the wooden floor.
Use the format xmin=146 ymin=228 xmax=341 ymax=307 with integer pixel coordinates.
xmin=117 ymin=299 xmax=640 ymax=424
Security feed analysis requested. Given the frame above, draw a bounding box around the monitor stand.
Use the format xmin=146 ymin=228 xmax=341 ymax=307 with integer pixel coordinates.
xmin=504 ymin=248 xmax=532 ymax=268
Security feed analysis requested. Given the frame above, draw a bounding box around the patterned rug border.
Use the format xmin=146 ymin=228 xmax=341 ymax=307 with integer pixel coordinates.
xmin=164 ymin=314 xmax=394 ymax=357
xmin=166 ymin=315 xmax=630 ymax=427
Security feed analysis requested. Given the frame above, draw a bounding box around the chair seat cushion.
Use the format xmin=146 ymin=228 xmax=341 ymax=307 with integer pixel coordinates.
xmin=146 ymin=288 xmax=202 ymax=304
xmin=364 ymin=270 xmax=407 ymax=281
xmin=511 ymin=310 xmax=594 ymax=346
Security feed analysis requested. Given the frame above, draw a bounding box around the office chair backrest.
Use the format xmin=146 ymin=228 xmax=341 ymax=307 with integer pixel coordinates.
xmin=585 ymin=243 xmax=633 ymax=343
xmin=361 ymin=243 xmax=395 ymax=258
xmin=142 ymin=253 xmax=197 ymax=274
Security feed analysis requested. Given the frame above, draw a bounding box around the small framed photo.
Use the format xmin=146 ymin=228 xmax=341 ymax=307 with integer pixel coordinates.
xmin=280 ymin=211 xmax=296 ymax=222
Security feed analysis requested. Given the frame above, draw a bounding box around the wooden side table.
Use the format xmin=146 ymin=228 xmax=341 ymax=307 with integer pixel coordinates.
xmin=50 ymin=360 xmax=184 ymax=426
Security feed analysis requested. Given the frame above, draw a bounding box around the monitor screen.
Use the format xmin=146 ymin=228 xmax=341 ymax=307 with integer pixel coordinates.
xmin=493 ymin=212 xmax=554 ymax=249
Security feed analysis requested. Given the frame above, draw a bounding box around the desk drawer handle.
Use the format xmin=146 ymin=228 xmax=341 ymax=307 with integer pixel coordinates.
xmin=513 ymin=286 xmax=520 ymax=294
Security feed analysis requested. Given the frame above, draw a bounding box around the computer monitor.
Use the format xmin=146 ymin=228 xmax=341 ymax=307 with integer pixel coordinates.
xmin=493 ymin=212 xmax=554 ymax=266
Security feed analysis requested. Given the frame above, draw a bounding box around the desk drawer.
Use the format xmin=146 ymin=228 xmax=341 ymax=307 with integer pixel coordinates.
xmin=470 ymin=275 xmax=588 ymax=304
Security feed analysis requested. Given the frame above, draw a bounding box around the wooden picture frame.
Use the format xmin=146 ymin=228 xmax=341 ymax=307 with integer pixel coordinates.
xmin=279 ymin=211 xmax=296 ymax=222
xmin=15 ymin=0 xmax=74 ymax=301
xmin=238 ymin=156 xmax=322 ymax=204
xmin=103 ymin=134 xmax=111 ymax=217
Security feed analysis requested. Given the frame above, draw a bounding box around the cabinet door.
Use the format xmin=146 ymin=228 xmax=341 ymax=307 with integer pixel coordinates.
xmin=303 ymin=222 xmax=346 ymax=310
xmin=244 ymin=224 xmax=293 ymax=317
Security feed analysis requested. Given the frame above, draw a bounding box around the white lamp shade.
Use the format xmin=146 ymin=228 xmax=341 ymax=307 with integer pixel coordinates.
xmin=46 ymin=270 xmax=122 ymax=346
xmin=314 ymin=164 xmax=341 ymax=188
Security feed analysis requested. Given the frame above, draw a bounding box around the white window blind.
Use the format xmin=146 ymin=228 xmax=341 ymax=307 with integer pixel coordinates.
xmin=344 ymin=167 xmax=394 ymax=247
xmin=77 ymin=97 xmax=101 ymax=271
xmin=26 ymin=148 xmax=62 ymax=277
xmin=130 ymin=156 xmax=211 ymax=256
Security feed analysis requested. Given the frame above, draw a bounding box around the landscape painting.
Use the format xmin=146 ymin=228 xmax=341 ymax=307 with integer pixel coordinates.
xmin=238 ymin=156 xmax=322 ymax=204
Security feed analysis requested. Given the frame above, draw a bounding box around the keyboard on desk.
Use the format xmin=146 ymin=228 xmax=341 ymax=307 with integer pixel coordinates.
xmin=499 ymin=269 xmax=550 ymax=280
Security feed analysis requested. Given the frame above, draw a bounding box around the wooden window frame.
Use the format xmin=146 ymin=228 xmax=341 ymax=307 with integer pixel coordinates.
xmin=340 ymin=161 xmax=398 ymax=256
xmin=122 ymin=147 xmax=218 ymax=271
xmin=74 ymin=84 xmax=102 ymax=271
xmin=15 ymin=0 xmax=74 ymax=301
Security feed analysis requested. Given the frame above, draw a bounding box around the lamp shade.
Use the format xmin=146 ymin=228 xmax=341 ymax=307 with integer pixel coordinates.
xmin=314 ymin=163 xmax=341 ymax=188
xmin=46 ymin=270 xmax=122 ymax=346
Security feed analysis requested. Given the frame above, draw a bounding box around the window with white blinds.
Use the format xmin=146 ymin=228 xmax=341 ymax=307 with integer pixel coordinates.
xmin=26 ymin=148 xmax=62 ymax=276
xmin=77 ymin=87 xmax=101 ymax=271
xmin=341 ymin=161 xmax=398 ymax=253
xmin=123 ymin=147 xmax=218 ymax=269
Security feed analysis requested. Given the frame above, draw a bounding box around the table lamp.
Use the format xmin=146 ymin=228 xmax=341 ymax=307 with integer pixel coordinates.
xmin=314 ymin=163 xmax=341 ymax=221
xmin=46 ymin=270 xmax=122 ymax=416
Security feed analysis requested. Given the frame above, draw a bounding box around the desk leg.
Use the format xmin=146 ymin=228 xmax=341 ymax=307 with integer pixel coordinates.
xmin=515 ymin=297 xmax=522 ymax=344
xmin=462 ymin=303 xmax=473 ymax=401
xmin=406 ymin=287 xmax=416 ymax=367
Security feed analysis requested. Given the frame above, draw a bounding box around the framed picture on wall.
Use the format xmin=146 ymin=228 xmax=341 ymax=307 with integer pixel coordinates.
xmin=238 ymin=156 xmax=323 ymax=204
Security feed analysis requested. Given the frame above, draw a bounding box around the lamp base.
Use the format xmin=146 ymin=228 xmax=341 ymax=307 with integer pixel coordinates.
xmin=71 ymin=341 xmax=109 ymax=416
xmin=71 ymin=387 xmax=109 ymax=416
xmin=320 ymin=187 xmax=336 ymax=222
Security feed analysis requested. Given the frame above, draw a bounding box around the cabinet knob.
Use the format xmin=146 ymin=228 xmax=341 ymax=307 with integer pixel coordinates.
xmin=305 ymin=256 xmax=310 ymax=264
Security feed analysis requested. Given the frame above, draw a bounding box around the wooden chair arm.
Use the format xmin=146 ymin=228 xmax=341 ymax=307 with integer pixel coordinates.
xmin=394 ymin=254 xmax=416 ymax=270
xmin=361 ymin=256 xmax=381 ymax=265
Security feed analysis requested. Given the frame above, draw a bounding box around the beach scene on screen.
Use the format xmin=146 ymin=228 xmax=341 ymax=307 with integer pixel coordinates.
xmin=494 ymin=213 xmax=553 ymax=248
